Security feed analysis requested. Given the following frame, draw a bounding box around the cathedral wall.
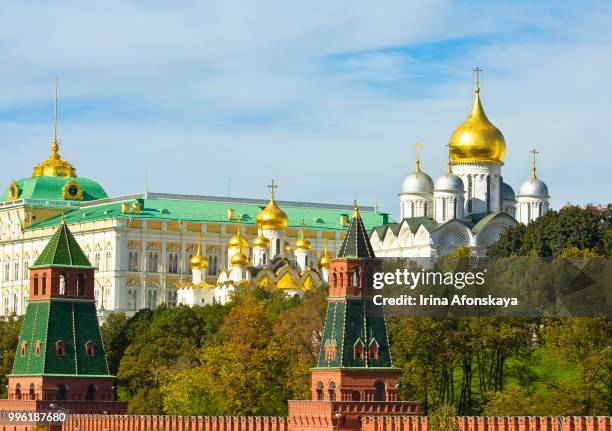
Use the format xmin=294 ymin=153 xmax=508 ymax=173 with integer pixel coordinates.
xmin=452 ymin=162 xmax=501 ymax=214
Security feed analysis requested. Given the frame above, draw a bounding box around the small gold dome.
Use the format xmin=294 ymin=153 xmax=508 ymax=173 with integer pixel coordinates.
xmin=230 ymin=250 xmax=249 ymax=267
xmin=257 ymin=198 xmax=288 ymax=230
xmin=228 ymin=220 xmax=249 ymax=249
xmin=33 ymin=141 xmax=77 ymax=178
xmin=284 ymin=241 xmax=291 ymax=253
xmin=190 ymin=236 xmax=206 ymax=268
xmin=294 ymin=237 xmax=311 ymax=251
xmin=253 ymin=234 xmax=270 ymax=248
xmin=318 ymin=241 xmax=331 ymax=268
xmin=449 ymin=89 xmax=506 ymax=165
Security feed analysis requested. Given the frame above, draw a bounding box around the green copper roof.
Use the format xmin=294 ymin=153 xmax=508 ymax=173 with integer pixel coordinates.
xmin=0 ymin=176 xmax=108 ymax=202
xmin=11 ymin=300 xmax=110 ymax=377
xmin=28 ymin=197 xmax=393 ymax=232
xmin=32 ymin=223 xmax=94 ymax=268
xmin=338 ymin=210 xmax=376 ymax=258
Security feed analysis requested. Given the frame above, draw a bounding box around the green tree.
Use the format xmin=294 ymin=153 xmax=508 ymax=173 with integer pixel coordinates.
xmin=0 ymin=315 xmax=23 ymax=397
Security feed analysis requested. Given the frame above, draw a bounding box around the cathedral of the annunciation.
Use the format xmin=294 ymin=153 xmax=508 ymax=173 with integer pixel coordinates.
xmin=0 ymin=77 xmax=550 ymax=318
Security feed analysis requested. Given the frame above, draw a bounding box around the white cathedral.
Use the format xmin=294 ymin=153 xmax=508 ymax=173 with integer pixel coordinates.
xmin=370 ymin=83 xmax=550 ymax=258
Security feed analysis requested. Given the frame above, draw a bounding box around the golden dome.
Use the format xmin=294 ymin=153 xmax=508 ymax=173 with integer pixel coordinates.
xmin=256 ymin=180 xmax=288 ymax=230
xmin=228 ymin=220 xmax=249 ymax=249
xmin=294 ymin=222 xmax=311 ymax=250
xmin=190 ymin=235 xmax=206 ymax=268
xmin=33 ymin=141 xmax=77 ymax=177
xmin=318 ymin=241 xmax=331 ymax=268
xmin=230 ymin=250 xmax=249 ymax=267
xmin=449 ymin=88 xmax=506 ymax=165
xmin=284 ymin=241 xmax=291 ymax=253
xmin=253 ymin=234 xmax=270 ymax=248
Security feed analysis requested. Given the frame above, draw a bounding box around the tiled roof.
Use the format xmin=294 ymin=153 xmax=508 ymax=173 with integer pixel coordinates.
xmin=0 ymin=176 xmax=108 ymax=202
xmin=32 ymin=222 xmax=93 ymax=268
xmin=337 ymin=209 xmax=376 ymax=258
xmin=28 ymin=196 xmax=393 ymax=232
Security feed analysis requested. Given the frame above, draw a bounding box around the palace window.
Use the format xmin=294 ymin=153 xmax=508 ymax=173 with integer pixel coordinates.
xmin=128 ymin=251 xmax=140 ymax=272
xmin=14 ymin=261 xmax=19 ymax=281
xmin=4 ymin=262 xmax=9 ymax=282
xmin=104 ymin=251 xmax=112 ymax=272
xmin=56 ymin=340 xmax=66 ymax=356
xmin=13 ymin=293 xmax=18 ymax=313
xmin=147 ymin=252 xmax=159 ymax=273
xmin=94 ymin=252 xmax=101 ymax=269
xmin=23 ymin=261 xmax=29 ymax=280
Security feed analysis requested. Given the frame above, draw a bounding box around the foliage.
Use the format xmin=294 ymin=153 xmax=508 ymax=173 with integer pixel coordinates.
xmin=0 ymin=315 xmax=22 ymax=397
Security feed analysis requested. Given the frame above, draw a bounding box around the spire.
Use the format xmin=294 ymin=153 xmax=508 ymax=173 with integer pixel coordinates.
xmin=338 ymin=202 xmax=375 ymax=259
xmin=414 ymin=142 xmax=422 ymax=172
xmin=352 ymin=199 xmax=360 ymax=219
xmin=53 ymin=74 xmax=59 ymax=152
xmin=31 ymin=222 xmax=93 ymax=268
xmin=473 ymin=66 xmax=482 ymax=93
xmin=446 ymin=143 xmax=453 ymax=173
xmin=530 ymin=148 xmax=539 ymax=180
xmin=268 ymin=179 xmax=278 ymax=201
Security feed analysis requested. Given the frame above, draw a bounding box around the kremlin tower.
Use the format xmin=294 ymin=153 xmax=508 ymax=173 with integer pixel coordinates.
xmin=287 ymin=203 xmax=419 ymax=431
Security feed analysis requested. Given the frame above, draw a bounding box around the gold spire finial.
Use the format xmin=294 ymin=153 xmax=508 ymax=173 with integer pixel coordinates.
xmin=530 ymin=148 xmax=539 ymax=180
xmin=196 ymin=232 xmax=203 ymax=254
xmin=236 ymin=218 xmax=242 ymax=233
xmin=300 ymin=219 xmax=306 ymax=237
xmin=414 ymin=142 xmax=422 ymax=172
xmin=267 ymin=179 xmax=278 ymax=200
xmin=473 ymin=67 xmax=482 ymax=93
xmin=352 ymin=199 xmax=360 ymax=218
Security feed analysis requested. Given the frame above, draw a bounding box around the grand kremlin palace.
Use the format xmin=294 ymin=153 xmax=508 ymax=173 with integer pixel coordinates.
xmin=0 ymin=78 xmax=551 ymax=319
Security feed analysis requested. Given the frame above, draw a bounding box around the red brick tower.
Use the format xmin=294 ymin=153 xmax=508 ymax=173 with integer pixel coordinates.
xmin=287 ymin=204 xmax=419 ymax=431
xmin=0 ymin=221 xmax=126 ymax=428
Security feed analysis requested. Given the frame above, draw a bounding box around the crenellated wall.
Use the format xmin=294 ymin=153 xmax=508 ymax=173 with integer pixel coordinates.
xmin=58 ymin=415 xmax=612 ymax=431
xmin=361 ymin=416 xmax=612 ymax=431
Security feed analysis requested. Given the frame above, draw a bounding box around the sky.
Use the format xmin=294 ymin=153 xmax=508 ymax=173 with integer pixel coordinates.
xmin=0 ymin=0 xmax=610 ymax=219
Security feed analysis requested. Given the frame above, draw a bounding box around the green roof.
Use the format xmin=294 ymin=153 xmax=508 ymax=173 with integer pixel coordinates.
xmin=11 ymin=300 xmax=110 ymax=377
xmin=28 ymin=196 xmax=393 ymax=232
xmin=32 ymin=222 xmax=93 ymax=268
xmin=471 ymin=211 xmax=517 ymax=234
xmin=0 ymin=176 xmax=108 ymax=202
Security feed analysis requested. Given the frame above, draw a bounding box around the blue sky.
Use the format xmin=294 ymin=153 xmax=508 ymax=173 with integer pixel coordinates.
xmin=0 ymin=0 xmax=610 ymax=218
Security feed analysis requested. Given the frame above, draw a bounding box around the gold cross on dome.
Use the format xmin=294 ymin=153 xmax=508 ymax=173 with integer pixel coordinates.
xmin=530 ymin=148 xmax=539 ymax=180
xmin=473 ymin=67 xmax=483 ymax=90
xmin=414 ymin=142 xmax=422 ymax=172
xmin=267 ymin=179 xmax=278 ymax=199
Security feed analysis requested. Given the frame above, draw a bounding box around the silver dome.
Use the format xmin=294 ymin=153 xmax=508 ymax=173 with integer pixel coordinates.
xmin=501 ymin=182 xmax=516 ymax=201
xmin=401 ymin=170 xmax=434 ymax=194
xmin=434 ymin=172 xmax=464 ymax=192
xmin=518 ymin=178 xmax=549 ymax=197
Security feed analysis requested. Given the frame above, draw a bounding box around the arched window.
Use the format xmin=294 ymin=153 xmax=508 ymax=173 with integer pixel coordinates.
xmin=369 ymin=339 xmax=380 ymax=360
xmin=56 ymin=384 xmax=67 ymax=401
xmin=35 ymin=340 xmax=41 ymax=356
xmin=128 ymin=252 xmax=133 ymax=271
xmin=29 ymin=383 xmax=35 ymax=400
xmin=316 ymin=381 xmax=324 ymax=401
xmin=339 ymin=272 xmax=344 ymax=287
xmin=352 ymin=269 xmax=360 ymax=288
xmin=77 ymin=274 xmax=85 ymax=296
xmin=353 ymin=339 xmax=365 ymax=360
xmin=33 ymin=274 xmax=39 ymax=296
xmin=15 ymin=383 xmax=21 ymax=400
xmin=42 ymin=274 xmax=47 ymax=295
xmin=374 ymin=381 xmax=386 ymax=401
xmin=328 ymin=381 xmax=336 ymax=401
xmin=411 ymin=202 xmax=415 ymax=217
xmin=20 ymin=342 xmax=27 ymax=357
xmin=85 ymin=384 xmax=96 ymax=401
xmin=59 ymin=273 xmax=67 ymax=295
xmin=331 ymin=271 xmax=337 ymax=287
xmin=275 ymin=239 xmax=281 ymax=256
xmin=351 ymin=391 xmax=361 ymax=401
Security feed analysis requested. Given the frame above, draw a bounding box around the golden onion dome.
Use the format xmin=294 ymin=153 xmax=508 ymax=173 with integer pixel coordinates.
xmin=228 ymin=219 xmax=249 ymax=249
xmin=253 ymin=234 xmax=270 ymax=248
xmin=294 ymin=237 xmax=311 ymax=251
xmin=257 ymin=198 xmax=288 ymax=230
xmin=449 ymin=88 xmax=506 ymax=165
xmin=230 ymin=250 xmax=249 ymax=267
xmin=318 ymin=240 xmax=331 ymax=268
xmin=33 ymin=141 xmax=77 ymax=177
xmin=199 ymin=256 xmax=209 ymax=269
xmin=190 ymin=236 xmax=206 ymax=268
xmin=284 ymin=241 xmax=291 ymax=253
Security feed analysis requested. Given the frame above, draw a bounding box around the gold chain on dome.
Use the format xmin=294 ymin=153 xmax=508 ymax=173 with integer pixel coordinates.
xmin=32 ymin=75 xmax=77 ymax=178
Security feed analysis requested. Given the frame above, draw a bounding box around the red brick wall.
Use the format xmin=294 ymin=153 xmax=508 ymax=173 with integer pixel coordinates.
xmin=60 ymin=415 xmax=611 ymax=431
xmin=361 ymin=416 xmax=612 ymax=431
